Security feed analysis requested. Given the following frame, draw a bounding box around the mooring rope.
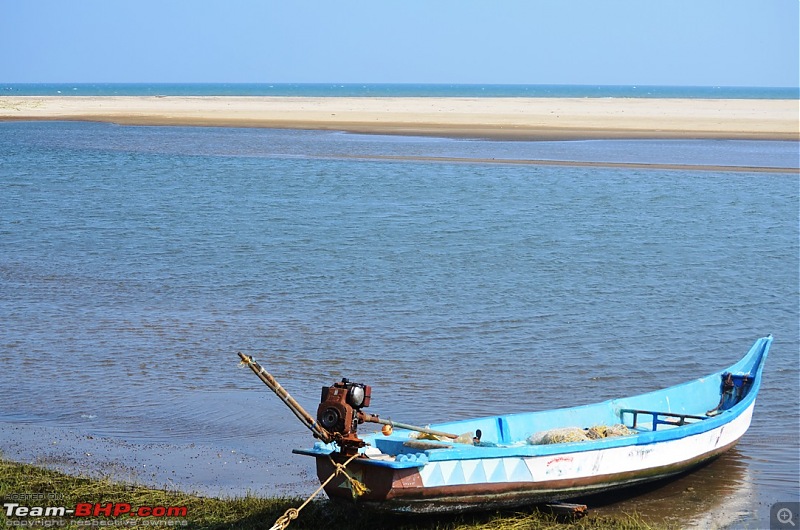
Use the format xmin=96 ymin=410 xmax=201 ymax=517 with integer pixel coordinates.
xmin=268 ymin=452 xmax=368 ymax=530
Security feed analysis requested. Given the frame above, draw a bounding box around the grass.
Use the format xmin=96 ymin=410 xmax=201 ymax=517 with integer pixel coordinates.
xmin=0 ymin=458 xmax=665 ymax=530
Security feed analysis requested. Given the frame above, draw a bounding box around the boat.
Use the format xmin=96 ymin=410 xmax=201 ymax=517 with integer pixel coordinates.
xmin=285 ymin=335 xmax=771 ymax=513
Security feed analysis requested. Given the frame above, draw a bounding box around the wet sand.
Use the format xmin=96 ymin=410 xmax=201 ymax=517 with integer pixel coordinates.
xmin=0 ymin=422 xmax=315 ymax=498
xmin=1 ymin=96 xmax=798 ymax=141
xmin=339 ymin=154 xmax=797 ymax=173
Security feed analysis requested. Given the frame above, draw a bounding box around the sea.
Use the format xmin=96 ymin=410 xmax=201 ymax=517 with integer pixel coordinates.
xmin=1 ymin=84 xmax=798 ymax=528
xmin=2 ymin=82 xmax=799 ymax=99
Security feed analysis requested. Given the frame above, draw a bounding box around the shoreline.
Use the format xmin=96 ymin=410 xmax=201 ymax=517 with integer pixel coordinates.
xmin=1 ymin=95 xmax=798 ymax=141
xmin=1 ymin=458 xmax=659 ymax=530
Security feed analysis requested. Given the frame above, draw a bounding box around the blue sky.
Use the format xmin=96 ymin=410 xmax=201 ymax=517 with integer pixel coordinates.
xmin=2 ymin=1 xmax=798 ymax=87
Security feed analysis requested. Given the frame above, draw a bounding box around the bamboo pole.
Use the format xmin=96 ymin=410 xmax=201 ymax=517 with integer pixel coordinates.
xmin=359 ymin=412 xmax=458 ymax=439
xmin=237 ymin=353 xmax=333 ymax=443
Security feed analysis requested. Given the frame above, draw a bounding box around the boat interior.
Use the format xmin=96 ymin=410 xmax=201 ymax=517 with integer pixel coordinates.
xmin=362 ymin=337 xmax=769 ymax=462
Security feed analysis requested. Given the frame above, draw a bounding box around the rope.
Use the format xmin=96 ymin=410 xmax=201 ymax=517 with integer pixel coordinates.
xmin=268 ymin=452 xmax=368 ymax=530
xmin=329 ymin=455 xmax=370 ymax=499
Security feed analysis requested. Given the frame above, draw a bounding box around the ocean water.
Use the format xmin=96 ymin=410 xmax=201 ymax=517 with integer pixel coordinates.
xmin=2 ymin=82 xmax=799 ymax=99
xmin=0 ymin=122 xmax=798 ymax=528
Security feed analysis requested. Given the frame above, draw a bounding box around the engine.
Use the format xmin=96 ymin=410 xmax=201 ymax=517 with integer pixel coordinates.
xmin=316 ymin=378 xmax=371 ymax=454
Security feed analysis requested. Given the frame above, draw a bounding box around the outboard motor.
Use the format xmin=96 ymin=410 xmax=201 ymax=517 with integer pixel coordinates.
xmin=316 ymin=378 xmax=372 ymax=454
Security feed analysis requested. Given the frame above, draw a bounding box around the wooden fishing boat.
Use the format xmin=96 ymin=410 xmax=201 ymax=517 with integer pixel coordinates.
xmin=289 ymin=336 xmax=771 ymax=513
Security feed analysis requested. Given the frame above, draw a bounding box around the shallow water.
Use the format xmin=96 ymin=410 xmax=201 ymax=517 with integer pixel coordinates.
xmin=1 ymin=122 xmax=798 ymax=527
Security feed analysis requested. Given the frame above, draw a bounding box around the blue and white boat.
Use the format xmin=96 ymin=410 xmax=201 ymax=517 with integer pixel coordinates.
xmin=294 ymin=336 xmax=771 ymax=513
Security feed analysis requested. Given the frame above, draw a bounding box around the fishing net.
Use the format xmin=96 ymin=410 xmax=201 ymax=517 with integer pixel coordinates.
xmin=527 ymin=427 xmax=589 ymax=444
xmin=606 ymin=423 xmax=634 ymax=437
xmin=586 ymin=423 xmax=633 ymax=439
xmin=528 ymin=424 xmax=634 ymax=445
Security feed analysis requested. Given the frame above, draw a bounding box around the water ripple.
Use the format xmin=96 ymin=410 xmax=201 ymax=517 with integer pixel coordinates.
xmin=0 ymin=123 xmax=797 ymax=522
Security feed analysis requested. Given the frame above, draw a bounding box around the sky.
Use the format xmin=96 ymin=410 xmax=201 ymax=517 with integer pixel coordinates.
xmin=1 ymin=0 xmax=798 ymax=87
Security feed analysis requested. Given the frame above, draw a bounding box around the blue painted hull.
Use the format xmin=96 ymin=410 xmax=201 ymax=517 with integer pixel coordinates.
xmin=295 ymin=336 xmax=771 ymax=513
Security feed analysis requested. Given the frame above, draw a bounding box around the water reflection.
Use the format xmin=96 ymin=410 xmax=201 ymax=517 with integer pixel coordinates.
xmin=588 ymin=449 xmax=754 ymax=528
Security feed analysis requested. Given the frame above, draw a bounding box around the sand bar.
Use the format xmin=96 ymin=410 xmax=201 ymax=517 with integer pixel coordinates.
xmin=1 ymin=96 xmax=798 ymax=141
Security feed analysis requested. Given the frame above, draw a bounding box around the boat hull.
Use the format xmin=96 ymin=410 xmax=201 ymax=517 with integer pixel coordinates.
xmin=315 ymin=402 xmax=753 ymax=513
xmin=296 ymin=336 xmax=770 ymax=513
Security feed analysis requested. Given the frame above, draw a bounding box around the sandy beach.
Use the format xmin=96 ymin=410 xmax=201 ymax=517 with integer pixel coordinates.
xmin=1 ymin=96 xmax=797 ymax=141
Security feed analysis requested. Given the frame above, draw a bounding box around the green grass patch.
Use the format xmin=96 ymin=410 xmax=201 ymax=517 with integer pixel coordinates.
xmin=0 ymin=458 xmax=665 ymax=529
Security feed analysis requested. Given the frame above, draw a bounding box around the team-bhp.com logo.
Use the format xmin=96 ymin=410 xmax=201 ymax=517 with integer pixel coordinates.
xmin=3 ymin=502 xmax=188 ymax=526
